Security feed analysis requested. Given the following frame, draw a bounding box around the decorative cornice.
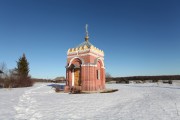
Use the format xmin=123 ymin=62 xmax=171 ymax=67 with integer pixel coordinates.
xmin=81 ymin=63 xmax=105 ymax=69
xmin=81 ymin=63 xmax=97 ymax=67
xmin=67 ymin=45 xmax=104 ymax=56
xmin=67 ymin=52 xmax=104 ymax=59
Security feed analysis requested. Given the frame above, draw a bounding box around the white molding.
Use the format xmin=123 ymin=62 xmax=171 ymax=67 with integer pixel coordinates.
xmin=67 ymin=51 xmax=78 ymax=55
xmin=95 ymin=57 xmax=105 ymax=67
xmin=81 ymin=63 xmax=97 ymax=67
xmin=68 ymin=57 xmax=84 ymax=68
xmin=67 ymin=49 xmax=104 ymax=56
xmin=78 ymin=49 xmax=90 ymax=53
xmin=68 ymin=53 xmax=104 ymax=59
xmin=67 ymin=50 xmax=104 ymax=57
xmin=90 ymin=50 xmax=104 ymax=56
xmin=81 ymin=63 xmax=105 ymax=68
xmin=101 ymin=67 xmax=105 ymax=69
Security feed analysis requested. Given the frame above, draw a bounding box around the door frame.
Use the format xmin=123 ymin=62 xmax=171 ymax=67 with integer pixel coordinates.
xmin=72 ymin=68 xmax=81 ymax=86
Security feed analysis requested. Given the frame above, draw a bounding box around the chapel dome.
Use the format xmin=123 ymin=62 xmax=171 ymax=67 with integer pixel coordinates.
xmin=76 ymin=41 xmax=93 ymax=48
xmin=67 ymin=24 xmax=104 ymax=56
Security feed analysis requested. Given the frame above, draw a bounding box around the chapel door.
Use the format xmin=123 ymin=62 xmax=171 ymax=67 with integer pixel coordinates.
xmin=74 ymin=68 xmax=81 ymax=86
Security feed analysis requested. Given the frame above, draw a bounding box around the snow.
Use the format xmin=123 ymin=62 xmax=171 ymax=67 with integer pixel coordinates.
xmin=1 ymin=82 xmax=180 ymax=120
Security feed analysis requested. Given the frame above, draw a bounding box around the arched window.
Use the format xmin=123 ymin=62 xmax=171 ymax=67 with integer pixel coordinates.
xmin=97 ymin=60 xmax=102 ymax=80
xmin=97 ymin=70 xmax=100 ymax=80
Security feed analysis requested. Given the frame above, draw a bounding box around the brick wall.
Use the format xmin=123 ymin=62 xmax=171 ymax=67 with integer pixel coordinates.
xmin=66 ymin=50 xmax=105 ymax=91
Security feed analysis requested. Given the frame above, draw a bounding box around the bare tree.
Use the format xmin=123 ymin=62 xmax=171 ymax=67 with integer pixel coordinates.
xmin=106 ymin=72 xmax=112 ymax=78
xmin=0 ymin=62 xmax=8 ymax=79
xmin=106 ymin=72 xmax=113 ymax=82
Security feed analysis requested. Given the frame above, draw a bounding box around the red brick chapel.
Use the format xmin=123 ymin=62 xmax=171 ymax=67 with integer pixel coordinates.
xmin=65 ymin=25 xmax=105 ymax=92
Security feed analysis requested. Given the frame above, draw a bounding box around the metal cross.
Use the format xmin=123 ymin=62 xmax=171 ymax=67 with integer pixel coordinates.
xmin=85 ymin=24 xmax=88 ymax=37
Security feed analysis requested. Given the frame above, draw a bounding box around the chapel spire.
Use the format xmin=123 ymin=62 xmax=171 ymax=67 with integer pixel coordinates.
xmin=85 ymin=24 xmax=89 ymax=41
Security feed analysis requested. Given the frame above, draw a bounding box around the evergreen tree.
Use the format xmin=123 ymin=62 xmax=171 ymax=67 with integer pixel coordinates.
xmin=16 ymin=53 xmax=32 ymax=87
xmin=17 ymin=53 xmax=29 ymax=78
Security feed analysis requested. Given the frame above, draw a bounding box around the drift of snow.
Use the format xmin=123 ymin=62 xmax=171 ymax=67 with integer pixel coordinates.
xmin=0 ymin=82 xmax=180 ymax=120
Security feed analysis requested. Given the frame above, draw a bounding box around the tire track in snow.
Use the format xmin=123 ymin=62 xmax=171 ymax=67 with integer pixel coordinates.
xmin=14 ymin=84 xmax=46 ymax=120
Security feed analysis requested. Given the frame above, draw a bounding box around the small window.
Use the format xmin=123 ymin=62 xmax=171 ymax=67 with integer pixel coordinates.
xmin=97 ymin=70 xmax=100 ymax=80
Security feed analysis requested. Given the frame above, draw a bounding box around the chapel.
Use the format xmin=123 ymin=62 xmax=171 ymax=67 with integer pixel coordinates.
xmin=65 ymin=25 xmax=105 ymax=92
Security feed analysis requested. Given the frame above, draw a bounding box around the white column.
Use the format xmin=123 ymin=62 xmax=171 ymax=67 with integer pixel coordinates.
xmin=72 ymin=69 xmax=74 ymax=86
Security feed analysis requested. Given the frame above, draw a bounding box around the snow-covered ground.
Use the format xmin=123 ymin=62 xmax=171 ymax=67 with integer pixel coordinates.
xmin=1 ymin=82 xmax=180 ymax=120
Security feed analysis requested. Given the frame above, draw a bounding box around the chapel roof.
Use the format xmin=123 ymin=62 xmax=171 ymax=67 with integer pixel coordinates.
xmin=67 ymin=24 xmax=104 ymax=56
xmin=76 ymin=41 xmax=93 ymax=48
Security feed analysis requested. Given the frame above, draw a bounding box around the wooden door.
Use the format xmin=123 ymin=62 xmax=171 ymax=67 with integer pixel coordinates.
xmin=74 ymin=68 xmax=80 ymax=86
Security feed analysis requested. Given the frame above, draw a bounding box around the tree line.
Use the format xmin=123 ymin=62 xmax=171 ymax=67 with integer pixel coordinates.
xmin=106 ymin=75 xmax=180 ymax=83
xmin=0 ymin=53 xmax=33 ymax=88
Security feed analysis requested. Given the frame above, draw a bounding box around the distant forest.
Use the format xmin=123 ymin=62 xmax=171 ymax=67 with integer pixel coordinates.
xmin=106 ymin=75 xmax=180 ymax=82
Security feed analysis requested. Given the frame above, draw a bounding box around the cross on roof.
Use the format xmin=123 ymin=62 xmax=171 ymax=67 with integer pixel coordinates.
xmin=85 ymin=24 xmax=89 ymax=37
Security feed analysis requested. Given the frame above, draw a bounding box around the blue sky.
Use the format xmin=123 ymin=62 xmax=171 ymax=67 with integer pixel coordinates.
xmin=0 ymin=0 xmax=180 ymax=78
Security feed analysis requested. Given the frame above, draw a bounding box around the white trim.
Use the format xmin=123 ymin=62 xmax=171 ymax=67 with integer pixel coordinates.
xmin=101 ymin=67 xmax=105 ymax=69
xmin=90 ymin=50 xmax=104 ymax=56
xmin=68 ymin=53 xmax=104 ymax=59
xmin=72 ymin=69 xmax=74 ymax=86
xmin=81 ymin=64 xmax=105 ymax=69
xmin=94 ymin=57 xmax=105 ymax=67
xmin=78 ymin=50 xmax=90 ymax=53
xmin=68 ymin=52 xmax=104 ymax=58
xmin=67 ymin=50 xmax=89 ymax=55
xmin=67 ymin=57 xmax=84 ymax=68
xmin=81 ymin=63 xmax=97 ymax=67
xmin=67 ymin=49 xmax=104 ymax=56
